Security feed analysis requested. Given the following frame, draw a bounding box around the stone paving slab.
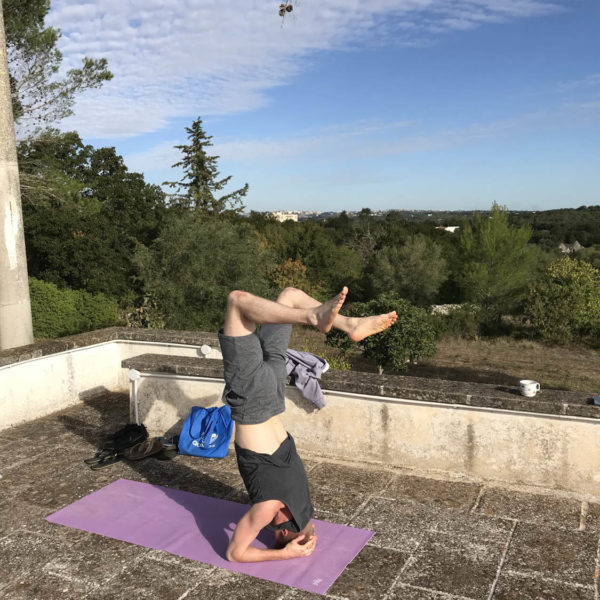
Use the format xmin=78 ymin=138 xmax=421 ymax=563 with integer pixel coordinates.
xmin=161 ymin=467 xmax=240 ymax=500
xmin=308 ymin=463 xmax=395 ymax=496
xmin=399 ymin=530 xmax=508 ymax=599
xmin=186 ymin=569 xmax=290 ymax=600
xmin=430 ymin=506 xmax=515 ymax=542
xmin=387 ymin=584 xmax=476 ymax=599
xmin=87 ymin=556 xmax=215 ymax=600
xmin=491 ymin=572 xmax=595 ymax=600
xmin=588 ymin=502 xmax=600 ymax=533
xmin=503 ymin=523 xmax=598 ymax=585
xmin=1 ymin=571 xmax=93 ymax=600
xmin=384 ymin=474 xmax=482 ymax=511
xmin=1 ymin=392 xmax=599 ymax=600
xmin=0 ymin=498 xmax=92 ymax=542
xmin=309 ymin=484 xmax=368 ymax=522
xmin=476 ymin=487 xmax=588 ymax=531
xmin=350 ymin=497 xmax=431 ymax=553
xmin=326 ymin=545 xmax=410 ymax=600
xmin=47 ymin=534 xmax=153 ymax=591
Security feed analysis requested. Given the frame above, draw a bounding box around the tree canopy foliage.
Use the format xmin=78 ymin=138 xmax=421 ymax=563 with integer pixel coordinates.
xmin=457 ymin=203 xmax=537 ymax=322
xmin=510 ymin=206 xmax=600 ymax=250
xmin=136 ymin=216 xmax=275 ymax=330
xmin=4 ymin=0 xmax=112 ymax=129
xmin=18 ymin=130 xmax=166 ymax=301
xmin=526 ymin=257 xmax=600 ymax=345
xmin=11 ymin=72 xmax=600 ymax=358
xmin=370 ymin=234 xmax=448 ymax=306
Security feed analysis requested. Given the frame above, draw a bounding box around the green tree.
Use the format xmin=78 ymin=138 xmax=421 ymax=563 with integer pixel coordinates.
xmin=164 ymin=117 xmax=248 ymax=215
xmin=526 ymin=257 xmax=600 ymax=345
xmin=579 ymin=245 xmax=600 ymax=271
xmin=18 ymin=131 xmax=166 ymax=301
xmin=258 ymin=219 xmax=363 ymax=298
xmin=4 ymin=0 xmax=112 ymax=127
xmin=371 ymin=234 xmax=448 ymax=306
xmin=269 ymin=258 xmax=325 ymax=299
xmin=327 ymin=294 xmax=437 ymax=373
xmin=136 ymin=216 xmax=275 ymax=330
xmin=458 ymin=203 xmax=536 ymax=321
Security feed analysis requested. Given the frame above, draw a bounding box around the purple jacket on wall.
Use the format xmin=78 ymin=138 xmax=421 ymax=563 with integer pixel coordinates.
xmin=285 ymin=350 xmax=329 ymax=409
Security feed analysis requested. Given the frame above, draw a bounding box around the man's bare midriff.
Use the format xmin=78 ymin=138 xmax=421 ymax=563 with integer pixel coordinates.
xmin=234 ymin=414 xmax=288 ymax=455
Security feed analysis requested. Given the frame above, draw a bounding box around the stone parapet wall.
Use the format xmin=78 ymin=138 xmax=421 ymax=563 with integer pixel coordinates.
xmin=0 ymin=327 xmax=220 ymax=367
xmin=0 ymin=328 xmax=219 ymax=429
xmin=2 ymin=328 xmax=600 ymax=497
xmin=122 ymin=353 xmax=598 ymax=421
xmin=122 ymin=353 xmax=600 ymax=497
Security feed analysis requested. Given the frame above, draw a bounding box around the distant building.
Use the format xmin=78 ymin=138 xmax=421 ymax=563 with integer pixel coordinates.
xmin=558 ymin=241 xmax=584 ymax=254
xmin=436 ymin=226 xmax=460 ymax=233
xmin=431 ymin=304 xmax=462 ymax=315
xmin=270 ymin=211 xmax=299 ymax=222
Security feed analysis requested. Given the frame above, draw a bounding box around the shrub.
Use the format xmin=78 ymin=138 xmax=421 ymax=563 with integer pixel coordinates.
xmin=431 ymin=304 xmax=483 ymax=340
xmin=327 ymin=293 xmax=437 ymax=373
xmin=75 ymin=289 xmax=122 ymax=331
xmin=29 ymin=278 xmax=121 ymax=339
xmin=300 ymin=338 xmax=351 ymax=371
xmin=126 ymin=295 xmax=166 ymax=329
xmin=525 ymin=257 xmax=600 ymax=345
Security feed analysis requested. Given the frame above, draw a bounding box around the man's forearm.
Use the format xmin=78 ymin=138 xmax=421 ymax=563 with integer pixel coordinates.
xmin=227 ymin=545 xmax=291 ymax=562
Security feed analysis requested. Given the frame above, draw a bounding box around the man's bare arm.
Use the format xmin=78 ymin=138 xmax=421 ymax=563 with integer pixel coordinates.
xmin=226 ymin=502 xmax=317 ymax=563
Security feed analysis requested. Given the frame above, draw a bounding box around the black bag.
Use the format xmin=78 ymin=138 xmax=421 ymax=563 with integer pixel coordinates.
xmin=84 ymin=423 xmax=148 ymax=469
xmin=104 ymin=423 xmax=148 ymax=453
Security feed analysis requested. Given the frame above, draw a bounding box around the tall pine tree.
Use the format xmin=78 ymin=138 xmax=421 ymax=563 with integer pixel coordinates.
xmin=457 ymin=202 xmax=536 ymax=322
xmin=163 ymin=117 xmax=248 ymax=216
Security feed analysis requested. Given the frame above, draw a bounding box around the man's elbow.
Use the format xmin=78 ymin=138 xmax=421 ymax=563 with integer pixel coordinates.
xmin=226 ymin=545 xmax=240 ymax=562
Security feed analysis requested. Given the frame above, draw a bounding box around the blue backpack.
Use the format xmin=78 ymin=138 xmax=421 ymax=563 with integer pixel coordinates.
xmin=178 ymin=405 xmax=234 ymax=458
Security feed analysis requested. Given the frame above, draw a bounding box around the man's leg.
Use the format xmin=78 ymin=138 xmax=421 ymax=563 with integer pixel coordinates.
xmin=222 ymin=288 xmax=348 ymax=338
xmin=275 ymin=287 xmax=398 ymax=342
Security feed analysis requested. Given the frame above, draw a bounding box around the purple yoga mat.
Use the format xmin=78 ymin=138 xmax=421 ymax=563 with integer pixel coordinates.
xmin=45 ymin=478 xmax=373 ymax=594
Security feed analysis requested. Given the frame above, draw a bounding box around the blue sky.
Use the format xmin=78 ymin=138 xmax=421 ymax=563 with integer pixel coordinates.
xmin=46 ymin=0 xmax=600 ymax=212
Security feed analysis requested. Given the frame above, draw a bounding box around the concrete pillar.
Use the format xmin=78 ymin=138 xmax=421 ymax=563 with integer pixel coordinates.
xmin=0 ymin=0 xmax=34 ymax=350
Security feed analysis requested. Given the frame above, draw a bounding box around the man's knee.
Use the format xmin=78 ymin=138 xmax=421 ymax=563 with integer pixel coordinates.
xmin=227 ymin=290 xmax=249 ymax=308
xmin=277 ymin=287 xmax=298 ymax=306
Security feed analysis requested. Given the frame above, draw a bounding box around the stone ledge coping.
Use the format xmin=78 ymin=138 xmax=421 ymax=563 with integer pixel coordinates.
xmin=0 ymin=327 xmax=220 ymax=367
xmin=121 ymin=352 xmax=600 ymax=421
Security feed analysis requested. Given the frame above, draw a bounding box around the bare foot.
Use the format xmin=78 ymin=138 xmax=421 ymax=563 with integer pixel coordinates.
xmin=312 ymin=287 xmax=348 ymax=333
xmin=345 ymin=311 xmax=397 ymax=342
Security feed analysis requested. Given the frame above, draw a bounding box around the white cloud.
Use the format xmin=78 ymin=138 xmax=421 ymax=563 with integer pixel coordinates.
xmin=125 ymin=118 xmax=414 ymax=173
xmin=125 ymin=140 xmax=181 ymax=174
xmin=125 ymin=99 xmax=596 ymax=180
xmin=45 ymin=0 xmax=566 ymax=139
xmin=558 ymin=73 xmax=600 ymax=92
xmin=212 ymin=101 xmax=595 ymax=164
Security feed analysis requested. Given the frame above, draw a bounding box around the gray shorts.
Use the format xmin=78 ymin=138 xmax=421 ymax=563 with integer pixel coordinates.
xmin=218 ymin=324 xmax=292 ymax=425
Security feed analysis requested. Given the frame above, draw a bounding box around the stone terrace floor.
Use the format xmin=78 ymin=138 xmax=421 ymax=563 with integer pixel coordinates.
xmin=1 ymin=392 xmax=599 ymax=600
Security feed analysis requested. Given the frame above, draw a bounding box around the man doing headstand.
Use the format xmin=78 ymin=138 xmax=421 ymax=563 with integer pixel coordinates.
xmin=221 ymin=286 xmax=397 ymax=562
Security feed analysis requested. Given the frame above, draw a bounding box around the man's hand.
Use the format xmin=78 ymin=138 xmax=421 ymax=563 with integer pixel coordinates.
xmin=227 ymin=502 xmax=319 ymax=563
xmin=283 ymin=534 xmax=318 ymax=559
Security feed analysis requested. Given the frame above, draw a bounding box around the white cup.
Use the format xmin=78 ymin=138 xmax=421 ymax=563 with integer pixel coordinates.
xmin=520 ymin=380 xmax=540 ymax=397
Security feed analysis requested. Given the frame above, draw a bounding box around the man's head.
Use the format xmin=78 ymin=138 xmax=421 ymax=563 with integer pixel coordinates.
xmin=273 ymin=520 xmax=315 ymax=549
